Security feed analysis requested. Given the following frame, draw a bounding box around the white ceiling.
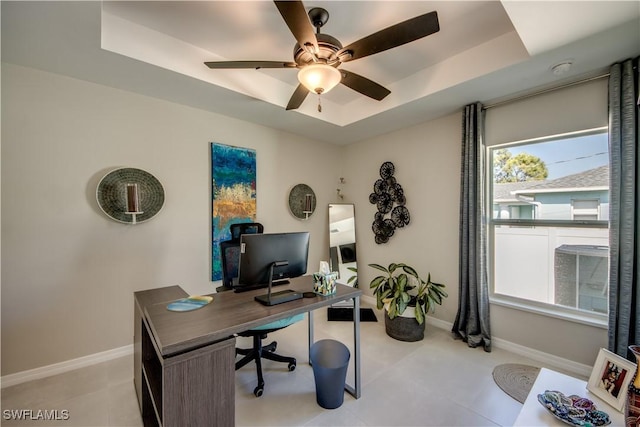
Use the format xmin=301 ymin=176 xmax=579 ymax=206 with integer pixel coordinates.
xmin=2 ymin=1 xmax=639 ymax=145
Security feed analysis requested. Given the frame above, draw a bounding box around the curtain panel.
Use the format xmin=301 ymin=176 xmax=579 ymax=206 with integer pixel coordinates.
xmin=608 ymin=57 xmax=640 ymax=360
xmin=452 ymin=102 xmax=492 ymax=352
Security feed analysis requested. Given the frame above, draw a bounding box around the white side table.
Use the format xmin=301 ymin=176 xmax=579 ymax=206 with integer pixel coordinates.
xmin=514 ymin=368 xmax=625 ymax=426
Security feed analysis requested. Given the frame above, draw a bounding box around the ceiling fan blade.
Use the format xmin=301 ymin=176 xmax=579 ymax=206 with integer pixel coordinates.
xmin=286 ymin=84 xmax=309 ymax=110
xmin=205 ymin=61 xmax=297 ymax=69
xmin=274 ymin=1 xmax=319 ymax=54
xmin=337 ymin=11 xmax=439 ymax=62
xmin=340 ymin=70 xmax=391 ymax=101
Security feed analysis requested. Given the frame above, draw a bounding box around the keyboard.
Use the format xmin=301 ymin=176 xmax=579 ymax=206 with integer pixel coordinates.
xmin=254 ymin=289 xmax=303 ymax=306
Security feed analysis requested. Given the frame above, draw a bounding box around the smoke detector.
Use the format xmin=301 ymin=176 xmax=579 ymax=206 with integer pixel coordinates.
xmin=551 ymin=61 xmax=573 ymax=76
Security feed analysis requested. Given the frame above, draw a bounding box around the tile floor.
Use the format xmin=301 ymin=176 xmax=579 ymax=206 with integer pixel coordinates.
xmin=2 ymin=305 xmax=557 ymax=426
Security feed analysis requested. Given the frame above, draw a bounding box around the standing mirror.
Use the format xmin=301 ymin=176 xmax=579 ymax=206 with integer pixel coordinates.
xmin=328 ymin=204 xmax=357 ymax=287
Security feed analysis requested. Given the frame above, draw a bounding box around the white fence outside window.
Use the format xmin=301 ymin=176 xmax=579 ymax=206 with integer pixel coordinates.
xmin=493 ymin=226 xmax=608 ymax=313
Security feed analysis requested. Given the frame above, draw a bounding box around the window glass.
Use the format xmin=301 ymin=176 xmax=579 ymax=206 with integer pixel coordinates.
xmin=489 ymin=130 xmax=609 ymax=315
xmin=572 ymin=199 xmax=600 ymax=220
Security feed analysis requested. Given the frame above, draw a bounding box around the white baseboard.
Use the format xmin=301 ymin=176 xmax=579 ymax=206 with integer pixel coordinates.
xmin=361 ymin=294 xmax=376 ymax=307
xmin=425 ymin=314 xmax=454 ymax=331
xmin=491 ymin=337 xmax=592 ymax=378
xmin=424 ymin=316 xmax=592 ymax=378
xmin=1 ymin=345 xmax=133 ymax=389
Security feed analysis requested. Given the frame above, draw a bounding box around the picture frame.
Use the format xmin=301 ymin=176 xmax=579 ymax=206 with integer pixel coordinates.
xmin=587 ymin=348 xmax=637 ymax=412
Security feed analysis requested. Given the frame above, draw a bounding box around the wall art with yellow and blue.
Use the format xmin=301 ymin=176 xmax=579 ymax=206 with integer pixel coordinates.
xmin=211 ymin=143 xmax=257 ymax=281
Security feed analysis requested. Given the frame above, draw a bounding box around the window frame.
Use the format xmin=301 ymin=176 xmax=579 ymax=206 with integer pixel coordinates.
xmin=486 ymin=128 xmax=609 ymax=328
xmin=571 ymin=199 xmax=601 ymax=220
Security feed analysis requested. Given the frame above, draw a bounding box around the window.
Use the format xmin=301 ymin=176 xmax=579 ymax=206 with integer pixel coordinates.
xmin=488 ymin=130 xmax=609 ymax=317
xmin=572 ymin=199 xmax=600 ymax=220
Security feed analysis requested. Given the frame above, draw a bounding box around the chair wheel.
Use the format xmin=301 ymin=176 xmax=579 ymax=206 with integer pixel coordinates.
xmin=288 ymin=362 xmax=296 ymax=371
xmin=254 ymin=386 xmax=264 ymax=397
xmin=270 ymin=343 xmax=277 ymax=352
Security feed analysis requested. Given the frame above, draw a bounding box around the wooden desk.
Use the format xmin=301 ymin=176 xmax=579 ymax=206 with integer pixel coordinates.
xmin=514 ymin=368 xmax=625 ymax=426
xmin=134 ymin=277 xmax=362 ymax=427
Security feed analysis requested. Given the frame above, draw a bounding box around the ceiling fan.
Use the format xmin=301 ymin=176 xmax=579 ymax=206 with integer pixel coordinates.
xmin=204 ymin=1 xmax=440 ymax=111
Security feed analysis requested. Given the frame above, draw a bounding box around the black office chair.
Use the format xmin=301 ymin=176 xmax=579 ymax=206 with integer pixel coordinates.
xmin=216 ymin=222 xmax=264 ymax=292
xmin=219 ymin=222 xmax=303 ymax=397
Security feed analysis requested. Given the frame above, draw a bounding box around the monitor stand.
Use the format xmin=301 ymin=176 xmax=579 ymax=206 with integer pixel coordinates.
xmin=255 ymin=289 xmax=302 ymax=306
xmin=254 ymin=261 xmax=303 ymax=306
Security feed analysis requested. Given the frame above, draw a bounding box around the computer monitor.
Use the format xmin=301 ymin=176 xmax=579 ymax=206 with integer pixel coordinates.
xmin=236 ymin=231 xmax=310 ymax=290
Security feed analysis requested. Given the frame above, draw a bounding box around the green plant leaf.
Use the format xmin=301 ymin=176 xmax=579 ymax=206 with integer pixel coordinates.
xmin=432 ymin=286 xmax=448 ymax=300
xmin=402 ymin=264 xmax=419 ymax=278
xmin=417 ymin=282 xmax=426 ymax=295
xmin=376 ymin=288 xmax=390 ymax=310
xmin=401 ymin=291 xmax=410 ymax=303
xmin=415 ymin=304 xmax=424 ymax=325
xmin=397 ymin=274 xmax=407 ymax=290
xmin=388 ymin=302 xmax=397 ymax=318
xmin=369 ymin=276 xmax=386 ymax=289
xmin=397 ymin=300 xmax=407 ymax=316
xmin=368 ymin=263 xmax=388 ymax=273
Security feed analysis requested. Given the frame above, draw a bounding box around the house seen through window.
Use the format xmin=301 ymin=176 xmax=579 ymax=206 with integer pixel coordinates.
xmin=489 ymin=130 xmax=609 ymax=315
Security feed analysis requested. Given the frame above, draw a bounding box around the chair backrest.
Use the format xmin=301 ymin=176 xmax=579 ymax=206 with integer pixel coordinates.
xmin=220 ymin=222 xmax=264 ymax=288
xmin=229 ymin=222 xmax=264 ymax=241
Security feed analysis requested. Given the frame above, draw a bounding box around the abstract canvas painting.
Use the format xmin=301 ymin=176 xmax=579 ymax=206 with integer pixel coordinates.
xmin=211 ymin=143 xmax=257 ymax=281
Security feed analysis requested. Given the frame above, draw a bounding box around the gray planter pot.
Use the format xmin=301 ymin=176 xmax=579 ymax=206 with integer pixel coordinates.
xmin=384 ymin=309 xmax=425 ymax=342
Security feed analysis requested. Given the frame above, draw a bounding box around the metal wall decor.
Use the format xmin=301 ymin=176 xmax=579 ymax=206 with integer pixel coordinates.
xmin=96 ymin=167 xmax=165 ymax=224
xmin=288 ymin=183 xmax=316 ymax=220
xmin=369 ymin=161 xmax=410 ymax=244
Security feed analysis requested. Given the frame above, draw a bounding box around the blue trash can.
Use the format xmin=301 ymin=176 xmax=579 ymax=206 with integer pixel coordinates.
xmin=310 ymin=339 xmax=350 ymax=409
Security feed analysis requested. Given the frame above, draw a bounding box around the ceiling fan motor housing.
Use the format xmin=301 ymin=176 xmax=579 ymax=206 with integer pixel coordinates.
xmin=293 ymin=33 xmax=342 ymax=67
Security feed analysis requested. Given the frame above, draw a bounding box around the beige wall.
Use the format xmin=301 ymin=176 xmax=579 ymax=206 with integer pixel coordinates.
xmin=342 ymin=114 xmax=463 ymax=324
xmin=1 ymin=64 xmax=342 ymax=375
xmin=2 ymin=61 xmax=608 ymax=375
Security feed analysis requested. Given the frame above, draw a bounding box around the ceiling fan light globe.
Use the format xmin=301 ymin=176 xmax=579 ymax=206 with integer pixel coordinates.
xmin=297 ymin=64 xmax=342 ymax=95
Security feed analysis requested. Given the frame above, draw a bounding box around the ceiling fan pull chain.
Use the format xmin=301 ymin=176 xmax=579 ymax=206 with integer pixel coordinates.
xmin=318 ymin=94 xmax=322 ymax=112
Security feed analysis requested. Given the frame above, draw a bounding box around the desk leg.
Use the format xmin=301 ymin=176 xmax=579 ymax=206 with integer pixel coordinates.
xmin=345 ymin=296 xmax=361 ymax=399
xmin=307 ymin=311 xmax=314 ymax=364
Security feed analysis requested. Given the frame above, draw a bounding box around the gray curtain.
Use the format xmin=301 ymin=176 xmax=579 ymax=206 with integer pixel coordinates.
xmin=452 ymin=102 xmax=492 ymax=352
xmin=608 ymin=57 xmax=640 ymax=360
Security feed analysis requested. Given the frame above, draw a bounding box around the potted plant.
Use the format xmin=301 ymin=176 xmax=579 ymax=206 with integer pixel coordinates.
xmin=346 ymin=266 xmax=358 ymax=287
xmin=369 ymin=263 xmax=447 ymax=341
